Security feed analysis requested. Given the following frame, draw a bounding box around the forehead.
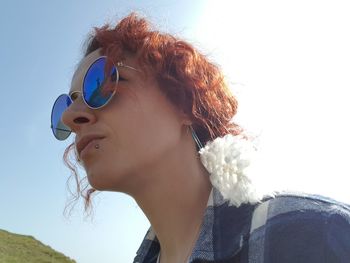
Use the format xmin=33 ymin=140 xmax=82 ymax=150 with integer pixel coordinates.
xmin=69 ymin=49 xmax=103 ymax=94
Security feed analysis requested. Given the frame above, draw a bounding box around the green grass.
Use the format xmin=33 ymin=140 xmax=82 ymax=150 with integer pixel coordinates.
xmin=0 ymin=229 xmax=76 ymax=263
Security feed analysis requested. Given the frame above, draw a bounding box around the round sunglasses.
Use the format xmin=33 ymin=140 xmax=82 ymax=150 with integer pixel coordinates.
xmin=51 ymin=56 xmax=139 ymax=140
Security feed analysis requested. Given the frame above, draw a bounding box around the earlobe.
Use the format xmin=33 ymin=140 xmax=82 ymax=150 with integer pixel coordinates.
xmin=179 ymin=111 xmax=192 ymax=126
xmin=182 ymin=118 xmax=192 ymax=126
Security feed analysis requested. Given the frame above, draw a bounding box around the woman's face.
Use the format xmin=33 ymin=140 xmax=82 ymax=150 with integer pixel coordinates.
xmin=62 ymin=49 xmax=189 ymax=193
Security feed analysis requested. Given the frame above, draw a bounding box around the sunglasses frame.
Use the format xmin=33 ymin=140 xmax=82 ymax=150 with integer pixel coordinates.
xmin=51 ymin=56 xmax=139 ymax=140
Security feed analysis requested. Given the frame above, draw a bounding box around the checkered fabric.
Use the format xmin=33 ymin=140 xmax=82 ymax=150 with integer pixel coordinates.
xmin=133 ymin=188 xmax=350 ymax=263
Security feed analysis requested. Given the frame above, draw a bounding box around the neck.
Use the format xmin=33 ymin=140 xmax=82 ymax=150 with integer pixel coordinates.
xmin=131 ymin=141 xmax=212 ymax=263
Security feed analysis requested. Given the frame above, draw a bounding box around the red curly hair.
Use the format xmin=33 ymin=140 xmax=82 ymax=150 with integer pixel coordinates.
xmin=64 ymin=12 xmax=243 ymax=216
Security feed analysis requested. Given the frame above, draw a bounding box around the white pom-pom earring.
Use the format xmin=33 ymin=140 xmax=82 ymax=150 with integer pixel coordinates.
xmin=190 ymin=126 xmax=274 ymax=207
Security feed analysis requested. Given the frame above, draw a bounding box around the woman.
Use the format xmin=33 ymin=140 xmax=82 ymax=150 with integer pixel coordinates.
xmin=51 ymin=13 xmax=350 ymax=263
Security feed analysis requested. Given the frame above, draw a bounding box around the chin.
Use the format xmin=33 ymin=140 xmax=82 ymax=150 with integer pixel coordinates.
xmin=86 ymin=169 xmax=127 ymax=192
xmin=86 ymin=170 xmax=108 ymax=191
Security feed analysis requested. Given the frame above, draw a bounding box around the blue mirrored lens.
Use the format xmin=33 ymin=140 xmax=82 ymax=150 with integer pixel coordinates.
xmin=83 ymin=57 xmax=118 ymax=108
xmin=51 ymin=94 xmax=72 ymax=140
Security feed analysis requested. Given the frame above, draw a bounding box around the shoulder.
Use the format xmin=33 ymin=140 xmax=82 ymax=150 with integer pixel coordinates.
xmin=254 ymin=191 xmax=350 ymax=236
xmin=249 ymin=191 xmax=350 ymax=263
xmin=254 ymin=190 xmax=350 ymax=225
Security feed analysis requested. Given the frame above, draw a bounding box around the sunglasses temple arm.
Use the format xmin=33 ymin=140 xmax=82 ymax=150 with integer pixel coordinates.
xmin=118 ymin=64 xmax=141 ymax=72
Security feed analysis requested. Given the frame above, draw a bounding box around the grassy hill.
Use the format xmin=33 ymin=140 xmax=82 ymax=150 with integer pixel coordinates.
xmin=0 ymin=229 xmax=76 ymax=263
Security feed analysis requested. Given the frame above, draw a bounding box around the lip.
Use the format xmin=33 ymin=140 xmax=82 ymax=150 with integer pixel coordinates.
xmin=76 ymin=135 xmax=105 ymax=159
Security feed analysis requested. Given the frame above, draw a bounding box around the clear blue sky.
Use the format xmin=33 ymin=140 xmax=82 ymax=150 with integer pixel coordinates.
xmin=0 ymin=1 xmax=206 ymax=262
xmin=1 ymin=1 xmax=350 ymax=263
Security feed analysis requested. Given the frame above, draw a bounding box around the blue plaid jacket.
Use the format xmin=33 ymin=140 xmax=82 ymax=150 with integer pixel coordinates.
xmin=134 ymin=188 xmax=350 ymax=263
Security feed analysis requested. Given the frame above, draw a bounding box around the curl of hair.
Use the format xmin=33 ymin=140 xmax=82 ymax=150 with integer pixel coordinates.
xmin=64 ymin=12 xmax=244 ymax=215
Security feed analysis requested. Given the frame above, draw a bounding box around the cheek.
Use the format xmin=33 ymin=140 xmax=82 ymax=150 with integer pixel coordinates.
xmin=100 ymin=86 xmax=184 ymax=174
xmin=109 ymin=109 xmax=181 ymax=170
xmin=125 ymin=115 xmax=180 ymax=158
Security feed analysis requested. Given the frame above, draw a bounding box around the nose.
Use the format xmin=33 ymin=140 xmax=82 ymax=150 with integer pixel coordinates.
xmin=61 ymin=97 xmax=97 ymax=134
